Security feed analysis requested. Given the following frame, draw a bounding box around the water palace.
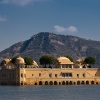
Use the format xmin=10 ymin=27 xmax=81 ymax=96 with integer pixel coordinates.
xmin=0 ymin=56 xmax=100 ymax=85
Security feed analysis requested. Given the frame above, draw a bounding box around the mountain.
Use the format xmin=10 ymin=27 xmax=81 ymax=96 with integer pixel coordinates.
xmin=0 ymin=32 xmax=100 ymax=67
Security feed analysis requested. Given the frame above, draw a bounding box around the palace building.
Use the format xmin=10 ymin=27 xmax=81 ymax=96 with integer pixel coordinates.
xmin=0 ymin=56 xmax=100 ymax=85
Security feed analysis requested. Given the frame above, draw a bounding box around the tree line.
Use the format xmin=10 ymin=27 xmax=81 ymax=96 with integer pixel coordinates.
xmin=1 ymin=55 xmax=96 ymax=68
xmin=39 ymin=55 xmax=96 ymax=68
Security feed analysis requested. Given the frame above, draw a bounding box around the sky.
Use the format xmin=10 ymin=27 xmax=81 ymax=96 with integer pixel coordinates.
xmin=0 ymin=0 xmax=100 ymax=51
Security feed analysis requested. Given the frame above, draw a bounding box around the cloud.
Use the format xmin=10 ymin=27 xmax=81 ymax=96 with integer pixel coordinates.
xmin=0 ymin=0 xmax=50 ymax=6
xmin=66 ymin=26 xmax=78 ymax=32
xmin=54 ymin=25 xmax=78 ymax=33
xmin=0 ymin=15 xmax=7 ymax=22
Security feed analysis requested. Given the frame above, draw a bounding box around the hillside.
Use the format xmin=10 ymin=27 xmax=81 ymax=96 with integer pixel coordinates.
xmin=0 ymin=32 xmax=100 ymax=67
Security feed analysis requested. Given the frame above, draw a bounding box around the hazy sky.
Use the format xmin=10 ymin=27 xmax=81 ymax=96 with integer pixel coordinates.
xmin=0 ymin=0 xmax=100 ymax=51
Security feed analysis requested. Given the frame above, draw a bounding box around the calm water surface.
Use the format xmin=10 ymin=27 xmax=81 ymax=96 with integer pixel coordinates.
xmin=0 ymin=85 xmax=100 ymax=100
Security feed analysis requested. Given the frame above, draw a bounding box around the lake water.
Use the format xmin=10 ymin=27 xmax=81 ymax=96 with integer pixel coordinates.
xmin=0 ymin=85 xmax=100 ymax=100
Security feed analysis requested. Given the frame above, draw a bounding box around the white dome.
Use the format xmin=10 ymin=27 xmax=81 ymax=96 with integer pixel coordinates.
xmin=33 ymin=61 xmax=38 ymax=66
xmin=2 ymin=58 xmax=11 ymax=65
xmin=57 ymin=57 xmax=73 ymax=64
xmin=3 ymin=58 xmax=11 ymax=63
xmin=16 ymin=57 xmax=25 ymax=64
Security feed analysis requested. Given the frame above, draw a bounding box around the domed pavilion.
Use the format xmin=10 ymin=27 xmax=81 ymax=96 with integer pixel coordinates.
xmin=56 ymin=56 xmax=74 ymax=68
xmin=15 ymin=57 xmax=25 ymax=65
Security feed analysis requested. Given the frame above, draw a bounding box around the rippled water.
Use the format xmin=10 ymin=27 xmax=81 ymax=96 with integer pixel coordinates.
xmin=0 ymin=85 xmax=100 ymax=100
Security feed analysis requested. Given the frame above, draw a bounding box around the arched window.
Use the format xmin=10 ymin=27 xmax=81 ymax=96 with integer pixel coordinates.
xmin=86 ymin=81 xmax=89 ymax=85
xmin=77 ymin=81 xmax=80 ymax=85
xmin=35 ymin=83 xmax=37 ymax=85
xmin=21 ymin=81 xmax=23 ymax=85
xmin=59 ymin=82 xmax=61 ymax=85
xmin=66 ymin=81 xmax=68 ymax=85
xmin=49 ymin=81 xmax=53 ymax=85
xmin=54 ymin=81 xmax=58 ymax=85
xmin=96 ymin=82 xmax=98 ymax=84
xmin=39 ymin=81 xmax=42 ymax=85
xmin=81 ymin=81 xmax=85 ymax=85
xmin=91 ymin=81 xmax=94 ymax=85
xmin=69 ymin=81 xmax=72 ymax=85
xmin=45 ymin=81 xmax=48 ymax=85
xmin=62 ymin=81 xmax=65 ymax=85
xmin=73 ymin=82 xmax=76 ymax=85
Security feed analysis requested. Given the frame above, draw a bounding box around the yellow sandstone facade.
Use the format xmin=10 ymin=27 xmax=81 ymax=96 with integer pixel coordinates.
xmin=0 ymin=57 xmax=100 ymax=85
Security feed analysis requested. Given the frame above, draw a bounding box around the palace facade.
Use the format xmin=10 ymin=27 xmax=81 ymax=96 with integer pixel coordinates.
xmin=0 ymin=56 xmax=100 ymax=85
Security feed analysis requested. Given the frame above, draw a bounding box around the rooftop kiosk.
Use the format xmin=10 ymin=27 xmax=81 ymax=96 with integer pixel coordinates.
xmin=56 ymin=57 xmax=74 ymax=68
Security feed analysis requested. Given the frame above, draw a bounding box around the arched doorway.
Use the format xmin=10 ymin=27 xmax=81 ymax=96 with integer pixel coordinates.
xmin=77 ymin=81 xmax=80 ymax=85
xmin=59 ymin=82 xmax=61 ymax=85
xmin=66 ymin=81 xmax=68 ymax=85
xmin=62 ymin=81 xmax=66 ymax=85
xmin=69 ymin=81 xmax=72 ymax=85
xmin=39 ymin=81 xmax=42 ymax=85
xmin=91 ymin=81 xmax=94 ymax=85
xmin=86 ymin=81 xmax=89 ymax=85
xmin=96 ymin=82 xmax=98 ymax=84
xmin=45 ymin=81 xmax=48 ymax=85
xmin=49 ymin=81 xmax=53 ymax=85
xmin=81 ymin=81 xmax=85 ymax=85
xmin=73 ymin=82 xmax=76 ymax=85
xmin=35 ymin=83 xmax=37 ymax=85
xmin=21 ymin=82 xmax=23 ymax=85
xmin=54 ymin=81 xmax=58 ymax=85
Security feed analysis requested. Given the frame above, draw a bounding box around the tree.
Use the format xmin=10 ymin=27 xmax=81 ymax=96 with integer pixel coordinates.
xmin=48 ymin=56 xmax=55 ymax=68
xmin=11 ymin=56 xmax=19 ymax=64
xmin=24 ymin=57 xmax=33 ymax=65
xmin=66 ymin=55 xmax=73 ymax=62
xmin=84 ymin=56 xmax=96 ymax=68
xmin=39 ymin=55 xmax=55 ymax=68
